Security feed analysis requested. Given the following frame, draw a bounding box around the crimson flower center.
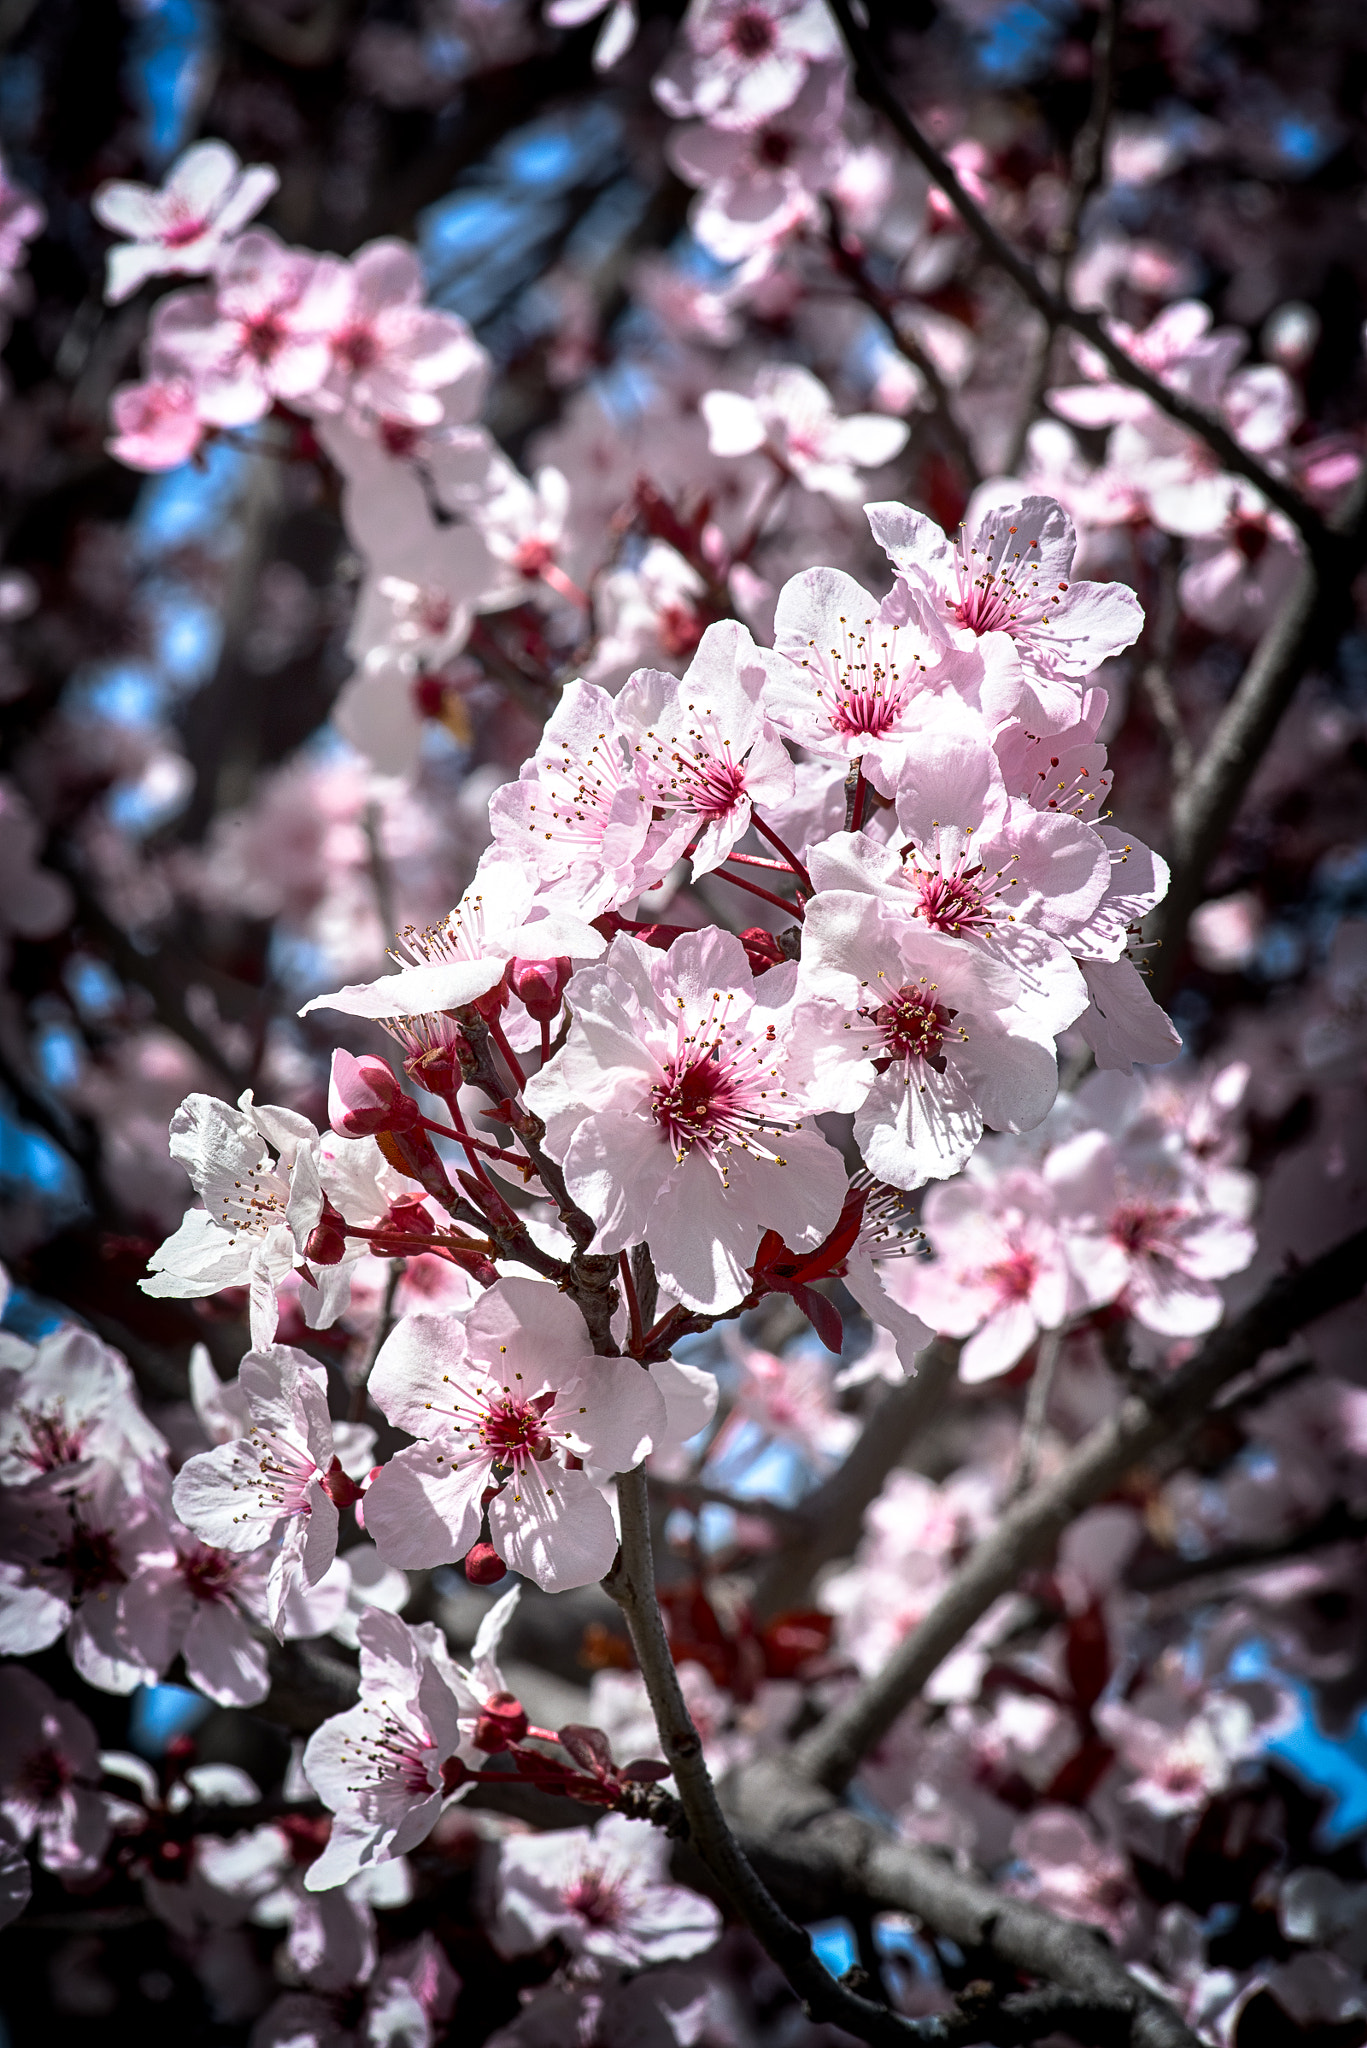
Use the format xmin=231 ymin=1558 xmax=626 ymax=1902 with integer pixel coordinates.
xmin=19 ymin=1745 xmax=72 ymax=1804
xmin=1109 ymin=1199 xmax=1183 ymax=1255
xmin=983 ymin=1249 xmax=1037 ymax=1302
xmin=565 ymin=1866 xmax=625 ymax=1926
xmin=913 ymin=868 xmax=990 ymax=935
xmin=871 ymin=986 xmax=955 ymax=1065
xmin=480 ymin=1394 xmax=557 ymax=1466
xmin=244 ymin=312 xmax=287 ymax=363
xmin=728 ymin=6 xmax=777 ymax=58
xmin=162 ymin=208 xmax=209 ymax=248
xmin=336 ymin=323 xmax=379 ymax=371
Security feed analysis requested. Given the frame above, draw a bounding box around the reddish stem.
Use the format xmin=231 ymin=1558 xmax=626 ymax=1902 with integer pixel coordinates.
xmin=715 ymin=863 xmax=804 ymax=919
xmin=489 ymin=1014 xmax=529 ymax=1092
xmin=750 ymin=811 xmax=814 ymax=892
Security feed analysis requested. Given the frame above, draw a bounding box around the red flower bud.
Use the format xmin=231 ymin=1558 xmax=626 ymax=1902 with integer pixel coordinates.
xmin=319 ymin=1455 xmax=364 ymax=1510
xmin=464 ymin=1539 xmax=506 ymax=1583
xmin=473 ymin=1690 xmax=528 ymax=1752
xmin=329 ymin=1048 xmax=422 ymax=1139
xmin=509 ymin=955 xmax=572 ymax=1022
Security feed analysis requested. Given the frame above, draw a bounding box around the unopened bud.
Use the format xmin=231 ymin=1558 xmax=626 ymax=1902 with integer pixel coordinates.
xmin=509 ymin=955 xmax=572 ymax=1023
xmin=464 ymin=1539 xmax=506 ymax=1583
xmin=473 ymin=1690 xmax=528 ymax=1752
xmin=305 ymin=1214 xmax=348 ymax=1265
xmin=319 ymin=1455 xmax=364 ymax=1510
xmin=329 ymin=1048 xmax=421 ymax=1139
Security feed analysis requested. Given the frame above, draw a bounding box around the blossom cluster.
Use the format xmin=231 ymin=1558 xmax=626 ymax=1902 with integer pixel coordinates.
xmin=2 ymin=0 xmax=1365 ymax=2040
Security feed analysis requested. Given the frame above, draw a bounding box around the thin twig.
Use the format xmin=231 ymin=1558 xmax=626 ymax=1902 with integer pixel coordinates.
xmin=825 ymin=0 xmax=1329 ymax=554
xmin=794 ymin=1225 xmax=1367 ymax=1793
xmin=1008 ymin=1326 xmax=1063 ymax=1502
xmin=1002 ymin=0 xmax=1121 ymax=474
xmin=604 ymin=1468 xmax=936 ymax=2045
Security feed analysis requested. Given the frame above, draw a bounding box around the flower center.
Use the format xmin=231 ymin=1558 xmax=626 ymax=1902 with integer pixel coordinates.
xmin=912 ymin=867 xmax=990 ymax=935
xmin=869 ymin=985 xmax=956 ymax=1067
xmin=341 ymin=1708 xmax=438 ymax=1798
xmin=244 ymin=311 xmax=287 ymax=364
xmin=51 ymin=1521 xmax=126 ymax=1600
xmin=180 ymin=1543 xmax=240 ymax=1603
xmin=757 ymin=127 xmax=794 ymax=169
xmin=982 ymin=1248 xmax=1037 ymax=1302
xmin=379 ymin=416 xmax=422 ymax=458
xmin=514 ymin=537 xmax=556 ymax=579
xmin=19 ymin=1745 xmax=72 ymax=1805
xmin=17 ymin=1408 xmax=87 ymax=1475
xmin=949 ymin=524 xmax=1064 ymax=639
xmin=565 ymin=1865 xmax=625 ymax=1927
xmin=1109 ymin=1199 xmax=1184 ymax=1255
xmin=217 ymin=1163 xmax=291 ymax=1242
xmin=658 ymin=601 xmax=704 ymax=660
xmin=162 ymin=206 xmax=209 ymax=249
xmin=799 ymin=614 xmax=922 ymax=740
xmin=336 ymin=323 xmax=379 ymax=371
xmin=479 ymin=1391 xmax=557 ymax=1468
xmin=728 ymin=5 xmax=777 ymax=58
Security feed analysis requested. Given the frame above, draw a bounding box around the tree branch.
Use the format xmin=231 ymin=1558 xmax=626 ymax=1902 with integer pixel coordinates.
xmin=793 ymin=1226 xmax=1367 ymax=1793
xmin=826 ymin=0 xmax=1329 ymax=553
xmin=604 ymin=1466 xmax=939 ymax=2045
xmin=727 ymin=1759 xmax=1202 ymax=2048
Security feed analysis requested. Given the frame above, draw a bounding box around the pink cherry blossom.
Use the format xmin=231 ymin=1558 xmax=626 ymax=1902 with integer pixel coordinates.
xmin=302 ymin=1601 xmax=516 ymax=1890
xmin=150 ymin=231 xmax=336 ymax=428
xmin=488 ymin=679 xmax=690 ymax=917
xmin=106 ymin=371 xmax=205 ymax=471
xmin=364 ymin=1283 xmax=666 ymax=1588
xmin=0 ymin=1668 xmax=110 ymax=1875
xmin=490 ymin=1810 xmax=721 ymax=1968
xmin=868 ymin=494 xmax=1144 ymax=732
xmin=0 ymin=1323 xmax=166 ymax=1486
xmin=117 ymin=1525 xmax=275 ymax=1707
xmin=669 ymin=65 xmax=846 ymax=261
xmin=901 ymin=1162 xmax=1079 ymax=1382
xmin=702 ymin=364 xmax=908 ymax=502
xmin=523 ymin=929 xmax=852 ymax=1313
xmin=614 ymin=619 xmax=795 ymax=876
xmin=310 ymin=240 xmax=486 ymax=429
xmin=799 ymin=889 xmax=1064 ymax=1190
xmin=93 ymin=140 xmax=279 ymax=303
xmin=653 ymin=0 xmax=842 ymax=131
xmin=758 ymin=566 xmax=967 ymax=789
xmin=171 ymin=1347 xmax=352 ymax=1635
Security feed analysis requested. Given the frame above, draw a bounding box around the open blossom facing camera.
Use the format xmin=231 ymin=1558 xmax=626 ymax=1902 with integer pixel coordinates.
xmin=93 ymin=140 xmax=279 ymax=303
xmin=363 ymin=1280 xmax=667 ymax=1588
xmin=524 ymin=928 xmax=854 ymax=1312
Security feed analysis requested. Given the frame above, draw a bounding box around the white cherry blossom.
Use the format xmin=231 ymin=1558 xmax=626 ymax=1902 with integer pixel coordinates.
xmin=702 ymin=364 xmax=908 ymax=502
xmin=490 ymin=1810 xmax=721 ymax=1968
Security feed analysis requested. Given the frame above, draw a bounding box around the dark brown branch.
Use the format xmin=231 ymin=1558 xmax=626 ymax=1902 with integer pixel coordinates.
xmin=1147 ymin=471 xmax=1367 ymax=995
xmin=793 ymin=1225 xmax=1367 ymax=1793
xmin=727 ymin=1759 xmax=1202 ymax=2048
xmin=826 ymin=0 xmax=1328 ymax=554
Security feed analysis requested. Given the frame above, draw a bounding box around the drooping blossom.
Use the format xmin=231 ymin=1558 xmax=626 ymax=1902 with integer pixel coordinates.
xmin=172 ymin=1347 xmax=356 ymax=1635
xmin=299 ymin=852 xmax=604 ymax=1030
xmin=702 ymin=365 xmax=909 ymax=502
xmin=614 ymin=619 xmax=795 ymax=876
xmin=362 ymin=1279 xmax=667 ymax=1589
xmin=141 ymin=1092 xmax=403 ymax=1343
xmin=302 ymin=1597 xmax=521 ymax=1890
xmin=489 ymin=1810 xmax=722 ymax=1969
xmin=0 ymin=1668 xmax=110 ymax=1875
xmin=524 ymin=929 xmax=854 ymax=1313
xmin=93 ymin=140 xmax=279 ymax=303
